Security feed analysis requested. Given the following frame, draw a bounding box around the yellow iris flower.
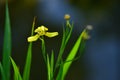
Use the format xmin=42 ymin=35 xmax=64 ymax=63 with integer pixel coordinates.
xmin=27 ymin=25 xmax=58 ymax=42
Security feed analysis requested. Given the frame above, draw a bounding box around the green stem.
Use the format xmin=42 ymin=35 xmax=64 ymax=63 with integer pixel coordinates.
xmin=40 ymin=38 xmax=47 ymax=63
xmin=2 ymin=0 xmax=11 ymax=80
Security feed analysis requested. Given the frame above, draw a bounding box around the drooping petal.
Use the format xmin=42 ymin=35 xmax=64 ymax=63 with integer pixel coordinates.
xmin=45 ymin=32 xmax=58 ymax=38
xmin=27 ymin=34 xmax=39 ymax=42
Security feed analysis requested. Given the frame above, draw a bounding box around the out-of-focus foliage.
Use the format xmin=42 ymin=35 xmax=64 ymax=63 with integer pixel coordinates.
xmin=69 ymin=0 xmax=116 ymax=11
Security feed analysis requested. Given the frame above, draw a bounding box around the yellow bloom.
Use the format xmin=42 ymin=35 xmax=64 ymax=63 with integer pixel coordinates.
xmin=27 ymin=25 xmax=58 ymax=42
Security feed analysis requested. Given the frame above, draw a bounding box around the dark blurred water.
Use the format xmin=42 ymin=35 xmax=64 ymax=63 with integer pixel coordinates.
xmin=0 ymin=0 xmax=120 ymax=80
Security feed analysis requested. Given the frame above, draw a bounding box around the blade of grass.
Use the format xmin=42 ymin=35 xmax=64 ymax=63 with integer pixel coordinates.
xmin=79 ymin=40 xmax=86 ymax=56
xmin=55 ymin=24 xmax=73 ymax=70
xmin=2 ymin=0 xmax=11 ymax=80
xmin=10 ymin=57 xmax=22 ymax=80
xmin=47 ymin=54 xmax=51 ymax=80
xmin=23 ymin=17 xmax=36 ymax=80
xmin=62 ymin=29 xmax=86 ymax=79
xmin=56 ymin=60 xmax=63 ymax=80
xmin=50 ymin=50 xmax=54 ymax=79
xmin=41 ymin=38 xmax=46 ymax=63
xmin=23 ymin=43 xmax=32 ymax=80
xmin=55 ymin=26 xmax=66 ymax=70
xmin=0 ymin=62 xmax=6 ymax=80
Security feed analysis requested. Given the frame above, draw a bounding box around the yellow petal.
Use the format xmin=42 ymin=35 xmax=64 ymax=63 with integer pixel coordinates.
xmin=34 ymin=25 xmax=48 ymax=33
xmin=45 ymin=32 xmax=58 ymax=38
xmin=27 ymin=34 xmax=39 ymax=42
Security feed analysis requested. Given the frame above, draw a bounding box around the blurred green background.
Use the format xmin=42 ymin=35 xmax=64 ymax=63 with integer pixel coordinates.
xmin=0 ymin=0 xmax=120 ymax=80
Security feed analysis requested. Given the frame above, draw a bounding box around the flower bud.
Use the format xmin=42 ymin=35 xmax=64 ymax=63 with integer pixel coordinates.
xmin=64 ymin=14 xmax=70 ymax=20
xmin=86 ymin=25 xmax=93 ymax=30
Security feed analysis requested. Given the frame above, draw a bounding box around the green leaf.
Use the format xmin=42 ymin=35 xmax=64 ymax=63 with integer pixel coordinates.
xmin=10 ymin=57 xmax=22 ymax=80
xmin=56 ymin=60 xmax=64 ymax=80
xmin=23 ymin=43 xmax=32 ymax=80
xmin=0 ymin=62 xmax=6 ymax=80
xmin=47 ymin=54 xmax=51 ymax=80
xmin=50 ymin=50 xmax=54 ymax=79
xmin=55 ymin=24 xmax=73 ymax=69
xmin=41 ymin=38 xmax=47 ymax=63
xmin=2 ymin=0 xmax=11 ymax=80
xmin=62 ymin=29 xmax=86 ymax=79
xmin=23 ymin=17 xmax=36 ymax=80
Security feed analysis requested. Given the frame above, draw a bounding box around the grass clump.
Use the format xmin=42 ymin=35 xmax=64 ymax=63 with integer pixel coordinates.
xmin=0 ymin=2 xmax=92 ymax=79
